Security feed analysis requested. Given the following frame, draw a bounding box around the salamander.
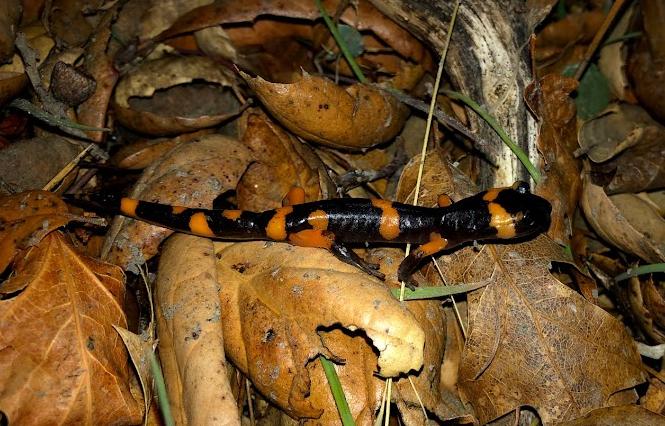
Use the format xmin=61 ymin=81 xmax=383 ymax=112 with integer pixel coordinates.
xmin=65 ymin=181 xmax=551 ymax=285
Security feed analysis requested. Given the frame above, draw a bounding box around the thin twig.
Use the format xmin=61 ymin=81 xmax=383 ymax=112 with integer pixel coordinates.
xmin=573 ymin=0 xmax=627 ymax=81
xmin=43 ymin=144 xmax=94 ymax=191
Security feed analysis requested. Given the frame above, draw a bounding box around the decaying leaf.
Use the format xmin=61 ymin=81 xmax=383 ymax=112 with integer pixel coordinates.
xmin=214 ymin=241 xmax=425 ymax=419
xmin=113 ymin=55 xmax=241 ymax=135
xmin=627 ymin=0 xmax=665 ymax=121
xmin=242 ymin=71 xmax=408 ymax=150
xmin=102 ymin=134 xmax=253 ymax=270
xmin=525 ymin=74 xmax=580 ymax=244
xmin=0 ymin=190 xmax=72 ymax=277
xmin=447 ymin=235 xmax=645 ymax=424
xmin=236 ymin=109 xmax=325 ymax=211
xmin=156 ymin=234 xmax=239 ymax=426
xmin=0 ymin=71 xmax=27 ymax=107
xmin=0 ymin=0 xmax=20 ymax=62
xmin=581 ymin=173 xmax=665 ymax=263
xmin=598 ymin=5 xmax=637 ymax=103
xmin=0 ymin=136 xmax=82 ymax=195
xmin=0 ymin=232 xmax=143 ymax=424
xmin=578 ymin=104 xmax=661 ymax=163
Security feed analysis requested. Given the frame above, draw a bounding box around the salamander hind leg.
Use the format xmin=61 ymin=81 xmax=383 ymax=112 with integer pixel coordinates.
xmin=330 ymin=242 xmax=385 ymax=280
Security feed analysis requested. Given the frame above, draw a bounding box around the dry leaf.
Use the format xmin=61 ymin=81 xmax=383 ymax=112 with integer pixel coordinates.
xmin=236 ymin=109 xmax=324 ymax=211
xmin=215 ymin=241 xmax=424 ymax=419
xmin=156 ymin=234 xmax=239 ymax=425
xmin=111 ymin=130 xmax=215 ymax=170
xmin=581 ymin=173 xmax=665 ymax=263
xmin=0 ymin=0 xmax=21 ymax=62
xmin=525 ymin=74 xmax=580 ymax=244
xmin=446 ymin=236 xmax=645 ymax=424
xmin=114 ymin=325 xmax=155 ymax=423
xmin=598 ymin=5 xmax=637 ymax=103
xmin=0 ymin=136 xmax=81 ymax=195
xmin=113 ymin=56 xmax=240 ymax=135
xmin=0 ymin=232 xmax=143 ymax=424
xmin=0 ymin=71 xmax=27 ymax=107
xmin=627 ymin=0 xmax=665 ymax=121
xmin=242 ymin=71 xmax=408 ymax=150
xmin=0 ymin=190 xmax=72 ymax=277
xmin=102 ymin=134 xmax=253 ymax=270
xmin=578 ymin=104 xmax=660 ymax=163
xmin=77 ymin=8 xmax=119 ymax=142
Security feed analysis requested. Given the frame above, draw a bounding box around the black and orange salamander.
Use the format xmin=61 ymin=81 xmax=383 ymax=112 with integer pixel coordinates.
xmin=65 ymin=181 xmax=551 ymax=285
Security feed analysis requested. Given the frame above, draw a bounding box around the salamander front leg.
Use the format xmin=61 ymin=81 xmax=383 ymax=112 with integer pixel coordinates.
xmin=330 ymin=242 xmax=385 ymax=280
xmin=397 ymin=233 xmax=449 ymax=288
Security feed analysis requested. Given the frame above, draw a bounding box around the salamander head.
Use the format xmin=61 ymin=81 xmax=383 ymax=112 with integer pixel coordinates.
xmin=441 ymin=181 xmax=552 ymax=244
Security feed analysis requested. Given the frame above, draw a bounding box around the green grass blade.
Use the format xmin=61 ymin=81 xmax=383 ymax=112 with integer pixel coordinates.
xmin=320 ymin=356 xmax=355 ymax=426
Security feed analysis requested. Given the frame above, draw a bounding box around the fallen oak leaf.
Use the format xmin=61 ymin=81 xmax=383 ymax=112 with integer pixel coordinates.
xmin=0 ymin=232 xmax=143 ymax=424
xmin=241 ymin=71 xmax=408 ymax=150
xmin=0 ymin=190 xmax=72 ymax=276
xmin=444 ymin=235 xmax=646 ymax=424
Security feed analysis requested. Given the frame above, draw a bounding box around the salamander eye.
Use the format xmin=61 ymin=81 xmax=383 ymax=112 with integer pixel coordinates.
xmin=513 ymin=181 xmax=530 ymax=194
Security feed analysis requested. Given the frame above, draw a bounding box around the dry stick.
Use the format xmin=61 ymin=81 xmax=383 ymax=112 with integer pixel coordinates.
xmin=42 ymin=144 xmax=95 ymax=191
xmin=573 ymin=0 xmax=627 ymax=81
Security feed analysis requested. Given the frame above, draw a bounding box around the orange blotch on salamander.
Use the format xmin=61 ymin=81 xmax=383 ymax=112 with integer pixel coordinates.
xmin=437 ymin=194 xmax=453 ymax=208
xmin=307 ymin=210 xmax=329 ymax=230
xmin=171 ymin=205 xmax=188 ymax=214
xmin=414 ymin=232 xmax=448 ymax=258
xmin=288 ymin=229 xmax=334 ymax=249
xmin=222 ymin=209 xmax=242 ymax=221
xmin=482 ymin=188 xmax=502 ymax=202
xmin=371 ymin=199 xmax=400 ymax=240
xmin=189 ymin=212 xmax=215 ymax=237
xmin=266 ymin=206 xmax=293 ymax=241
xmin=120 ymin=198 xmax=139 ymax=217
xmin=283 ymin=187 xmax=305 ymax=206
xmin=488 ymin=202 xmax=516 ymax=238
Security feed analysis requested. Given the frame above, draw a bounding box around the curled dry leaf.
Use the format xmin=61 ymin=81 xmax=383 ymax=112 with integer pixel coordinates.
xmin=525 ymin=74 xmax=580 ymax=244
xmin=102 ymin=134 xmax=253 ymax=270
xmin=0 ymin=190 xmax=72 ymax=277
xmin=77 ymin=8 xmax=119 ymax=142
xmin=113 ymin=56 xmax=240 ymax=135
xmin=0 ymin=136 xmax=82 ymax=195
xmin=0 ymin=232 xmax=143 ymax=424
xmin=236 ymin=109 xmax=325 ymax=211
xmin=0 ymin=0 xmax=20 ymax=62
xmin=156 ymin=234 xmax=240 ymax=426
xmin=581 ymin=173 xmax=665 ymax=263
xmin=242 ymin=71 xmax=408 ymax=150
xmin=578 ymin=104 xmax=660 ymax=163
xmin=214 ymin=241 xmax=424 ymax=419
xmin=598 ymin=5 xmax=637 ymax=103
xmin=443 ymin=235 xmax=646 ymax=424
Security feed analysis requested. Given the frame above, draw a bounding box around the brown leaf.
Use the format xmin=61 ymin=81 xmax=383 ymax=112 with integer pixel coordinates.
xmin=236 ymin=110 xmax=326 ymax=211
xmin=215 ymin=241 xmax=425 ymax=419
xmin=0 ymin=71 xmax=27 ymax=107
xmin=0 ymin=232 xmax=143 ymax=424
xmin=0 ymin=190 xmax=72 ymax=277
xmin=77 ymin=7 xmax=119 ymax=142
xmin=242 ymin=71 xmax=408 ymax=150
xmin=558 ymin=404 xmax=665 ymax=425
xmin=446 ymin=236 xmax=645 ymax=424
xmin=0 ymin=136 xmax=81 ymax=195
xmin=113 ymin=56 xmax=240 ymax=136
xmin=525 ymin=74 xmax=580 ymax=244
xmin=627 ymin=0 xmax=665 ymax=122
xmin=578 ymin=104 xmax=659 ymax=163
xmin=0 ymin=0 xmax=21 ymax=62
xmin=156 ymin=234 xmax=240 ymax=425
xmin=102 ymin=134 xmax=253 ymax=270
xmin=581 ymin=173 xmax=665 ymax=263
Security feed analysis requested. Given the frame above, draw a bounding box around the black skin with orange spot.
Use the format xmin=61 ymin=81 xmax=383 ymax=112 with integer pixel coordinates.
xmin=65 ymin=182 xmax=551 ymax=286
